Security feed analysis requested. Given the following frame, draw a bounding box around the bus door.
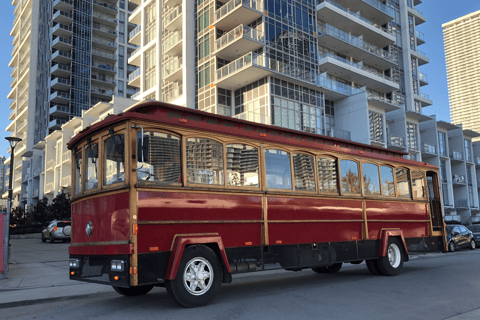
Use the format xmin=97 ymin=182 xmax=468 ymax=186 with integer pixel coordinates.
xmin=426 ymin=171 xmax=444 ymax=231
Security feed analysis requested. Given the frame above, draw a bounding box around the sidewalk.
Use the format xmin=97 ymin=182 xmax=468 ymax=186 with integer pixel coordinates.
xmin=0 ymin=238 xmax=113 ymax=308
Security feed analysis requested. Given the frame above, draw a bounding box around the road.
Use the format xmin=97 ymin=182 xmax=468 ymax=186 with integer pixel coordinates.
xmin=3 ymin=249 xmax=480 ymax=320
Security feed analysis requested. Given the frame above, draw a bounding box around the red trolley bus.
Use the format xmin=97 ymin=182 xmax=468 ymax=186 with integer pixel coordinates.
xmin=68 ymin=101 xmax=447 ymax=307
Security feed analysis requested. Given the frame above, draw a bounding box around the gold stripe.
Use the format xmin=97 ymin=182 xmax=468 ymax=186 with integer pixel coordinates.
xmin=138 ymin=220 xmax=263 ymax=225
xmin=70 ymin=240 xmax=130 ymax=247
xmin=136 ymin=219 xmax=428 ymax=224
xmin=269 ymin=219 xmax=364 ymax=223
xmin=368 ymin=220 xmax=430 ymax=223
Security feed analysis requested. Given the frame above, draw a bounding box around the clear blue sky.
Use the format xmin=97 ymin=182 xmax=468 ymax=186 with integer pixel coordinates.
xmin=0 ymin=1 xmax=479 ymax=156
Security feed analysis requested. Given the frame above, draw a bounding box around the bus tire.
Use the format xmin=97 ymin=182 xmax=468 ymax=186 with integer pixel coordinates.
xmin=377 ymin=238 xmax=404 ymax=276
xmin=366 ymin=259 xmax=382 ymax=275
xmin=166 ymin=245 xmax=223 ymax=308
xmin=113 ymin=285 xmax=153 ymax=296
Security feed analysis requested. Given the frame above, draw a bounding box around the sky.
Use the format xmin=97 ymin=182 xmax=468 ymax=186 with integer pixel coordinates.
xmin=0 ymin=0 xmax=479 ymax=156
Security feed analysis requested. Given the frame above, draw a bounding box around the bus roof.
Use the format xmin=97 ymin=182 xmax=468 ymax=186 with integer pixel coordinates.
xmin=68 ymin=100 xmax=437 ymax=170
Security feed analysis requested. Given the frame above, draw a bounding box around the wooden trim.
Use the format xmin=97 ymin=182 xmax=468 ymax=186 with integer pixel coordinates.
xmin=363 ymin=200 xmax=368 ymax=240
xmin=262 ymin=195 xmax=268 ymax=246
xmin=268 ymin=219 xmax=364 ymax=223
xmin=138 ymin=220 xmax=263 ymax=224
xmin=127 ymin=121 xmax=138 ymax=286
xmin=368 ymin=220 xmax=430 ymax=223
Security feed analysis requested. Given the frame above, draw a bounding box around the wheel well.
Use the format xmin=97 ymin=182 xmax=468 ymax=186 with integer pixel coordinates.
xmin=185 ymin=243 xmax=232 ymax=284
xmin=392 ymin=236 xmax=409 ymax=262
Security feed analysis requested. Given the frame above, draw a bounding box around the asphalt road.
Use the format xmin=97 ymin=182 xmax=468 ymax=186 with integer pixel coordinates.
xmin=3 ymin=249 xmax=480 ymax=320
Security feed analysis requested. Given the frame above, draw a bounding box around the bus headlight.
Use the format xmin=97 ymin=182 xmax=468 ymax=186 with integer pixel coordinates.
xmin=111 ymin=260 xmax=125 ymax=272
xmin=69 ymin=259 xmax=80 ymax=268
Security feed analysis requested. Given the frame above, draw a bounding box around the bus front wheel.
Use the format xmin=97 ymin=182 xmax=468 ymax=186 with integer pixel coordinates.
xmin=377 ymin=238 xmax=404 ymax=276
xmin=166 ymin=245 xmax=223 ymax=308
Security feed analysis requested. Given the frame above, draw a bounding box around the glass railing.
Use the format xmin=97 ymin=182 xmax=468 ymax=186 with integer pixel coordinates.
xmin=53 ymin=0 xmax=73 ymax=6
xmin=318 ymin=0 xmax=394 ymax=35
xmin=317 ymin=23 xmax=397 ymax=64
xmin=53 ymin=36 xmax=72 ymax=45
xmin=9 ymin=110 xmax=16 ymax=119
xmin=318 ymin=52 xmax=396 ymax=82
xmin=414 ymin=8 xmax=423 ymax=16
xmin=51 ymin=104 xmax=69 ymax=113
xmin=131 ymin=91 xmax=141 ymax=99
xmin=51 ymin=90 xmax=70 ymax=99
xmin=215 ymin=0 xmax=263 ymax=21
xmin=92 ymin=12 xmax=118 ymax=23
xmin=215 ymin=24 xmax=264 ymax=51
xmin=130 ymin=47 xmax=141 ymax=58
xmin=92 ymin=48 xmax=116 ymax=60
xmin=93 ymin=0 xmax=118 ymax=11
xmin=163 ymin=57 xmax=183 ymax=78
xmin=163 ymin=84 xmax=183 ymax=102
xmin=416 ymin=49 xmax=427 ymax=56
xmin=52 ymin=77 xmax=71 ymax=85
xmin=163 ymin=32 xmax=183 ymax=53
xmin=361 ymin=0 xmax=394 ymax=18
xmin=418 ymin=72 xmax=428 ymax=83
xmin=129 ymin=25 xmax=141 ymax=40
xmin=53 ymin=50 xmax=72 ymax=59
xmin=368 ymin=92 xmax=400 ymax=105
xmin=388 ymin=135 xmax=405 ymax=148
xmin=53 ymin=10 xmax=73 ymax=20
xmin=91 ymin=73 xmax=115 ymax=84
xmin=93 ymin=23 xmax=117 ymax=36
xmin=451 ymin=151 xmax=463 ymax=161
xmin=164 ymin=5 xmax=182 ymax=27
xmin=415 ymin=30 xmax=424 ymax=41
xmin=455 ymin=199 xmax=468 ymax=208
xmin=128 ymin=68 xmax=141 ymax=82
xmin=93 ymin=36 xmax=117 ymax=47
xmin=419 ymin=92 xmax=429 ymax=99
xmin=91 ymin=86 xmax=114 ymax=96
xmin=92 ymin=61 xmax=116 ymax=72
xmin=423 ymin=143 xmax=436 ymax=154
xmin=53 ymin=23 xmax=72 ymax=33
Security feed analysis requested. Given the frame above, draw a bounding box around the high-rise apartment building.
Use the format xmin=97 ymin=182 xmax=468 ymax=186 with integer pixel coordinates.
xmin=5 ymin=0 xmax=139 ymax=208
xmin=442 ymin=10 xmax=480 ymax=136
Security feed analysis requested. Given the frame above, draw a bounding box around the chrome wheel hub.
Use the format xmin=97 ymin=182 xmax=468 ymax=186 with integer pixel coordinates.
xmin=387 ymin=243 xmax=401 ymax=268
xmin=183 ymin=257 xmax=213 ymax=296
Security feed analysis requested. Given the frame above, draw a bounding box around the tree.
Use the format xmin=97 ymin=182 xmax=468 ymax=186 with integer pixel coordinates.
xmin=32 ymin=197 xmax=50 ymax=226
xmin=49 ymin=192 xmax=71 ymax=220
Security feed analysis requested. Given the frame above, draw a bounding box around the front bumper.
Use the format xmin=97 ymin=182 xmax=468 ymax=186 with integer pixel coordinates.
xmin=70 ymin=255 xmax=130 ymax=288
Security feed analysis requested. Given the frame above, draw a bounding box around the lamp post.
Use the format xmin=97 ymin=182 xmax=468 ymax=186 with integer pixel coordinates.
xmin=2 ymin=136 xmax=22 ymax=279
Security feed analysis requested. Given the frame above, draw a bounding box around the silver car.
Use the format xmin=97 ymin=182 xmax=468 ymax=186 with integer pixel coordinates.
xmin=42 ymin=220 xmax=71 ymax=243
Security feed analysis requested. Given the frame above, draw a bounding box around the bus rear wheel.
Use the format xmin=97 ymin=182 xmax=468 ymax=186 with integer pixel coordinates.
xmin=377 ymin=238 xmax=404 ymax=276
xmin=366 ymin=259 xmax=382 ymax=275
xmin=166 ymin=245 xmax=223 ymax=308
xmin=113 ymin=285 xmax=153 ymax=296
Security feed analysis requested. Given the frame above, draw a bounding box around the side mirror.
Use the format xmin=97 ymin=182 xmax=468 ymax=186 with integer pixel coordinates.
xmin=137 ymin=136 xmax=149 ymax=163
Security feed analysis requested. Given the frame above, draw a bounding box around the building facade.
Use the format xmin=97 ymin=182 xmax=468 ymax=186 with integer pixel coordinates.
xmin=5 ymin=0 xmax=139 ymax=208
xmin=442 ymin=10 xmax=480 ymax=136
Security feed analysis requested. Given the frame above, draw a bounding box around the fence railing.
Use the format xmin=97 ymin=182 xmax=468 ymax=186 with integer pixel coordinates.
xmin=451 ymin=150 xmax=463 ymax=161
xmin=455 ymin=199 xmax=468 ymax=209
xmin=423 ymin=143 xmax=436 ymax=154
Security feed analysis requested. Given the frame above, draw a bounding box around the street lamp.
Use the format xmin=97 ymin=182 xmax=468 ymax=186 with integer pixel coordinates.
xmin=2 ymin=136 xmax=22 ymax=279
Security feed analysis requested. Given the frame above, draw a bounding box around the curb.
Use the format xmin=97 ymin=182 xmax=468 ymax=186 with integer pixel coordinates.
xmin=10 ymin=233 xmax=42 ymax=239
xmin=0 ymin=291 xmax=115 ymax=310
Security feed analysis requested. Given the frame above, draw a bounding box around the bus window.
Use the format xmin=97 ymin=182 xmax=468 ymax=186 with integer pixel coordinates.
xmin=340 ymin=160 xmax=360 ymax=194
xmin=104 ymin=134 xmax=125 ymax=186
xmin=226 ymin=144 xmax=259 ymax=187
xmin=74 ymin=148 xmax=82 ymax=195
xmin=85 ymin=142 xmax=98 ymax=190
xmin=317 ymin=156 xmax=338 ymax=193
xmin=293 ymin=153 xmax=316 ymax=191
xmin=362 ymin=163 xmax=381 ymax=196
xmin=136 ymin=131 xmax=181 ymax=184
xmin=411 ymin=170 xmax=426 ymax=199
xmin=186 ymin=138 xmax=224 ymax=185
xmin=265 ymin=149 xmax=292 ymax=190
xmin=380 ymin=166 xmax=395 ymax=196
xmin=396 ymin=168 xmax=411 ymax=198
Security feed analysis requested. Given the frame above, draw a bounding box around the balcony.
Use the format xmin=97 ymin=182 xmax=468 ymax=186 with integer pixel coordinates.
xmin=92 ymin=61 xmax=116 ymax=74
xmin=367 ymin=93 xmax=402 ymax=112
xmin=17 ymin=120 xmax=27 ymax=133
xmin=163 ymin=32 xmax=183 ymax=56
xmin=91 ymin=73 xmax=116 ymax=87
xmin=455 ymin=199 xmax=469 ymax=210
xmin=49 ymin=104 xmax=70 ymax=117
xmin=44 ymin=182 xmax=54 ymax=194
xmin=92 ymin=23 xmax=117 ymax=39
xmin=52 ymin=23 xmax=72 ymax=38
xmin=318 ymin=53 xmax=399 ymax=93
xmin=50 ymin=90 xmax=70 ymax=104
xmin=62 ymin=151 xmax=71 ymax=163
xmin=317 ymin=23 xmax=397 ymax=70
xmin=127 ymin=64 xmax=137 ymax=74
xmin=52 ymin=10 xmax=73 ymax=24
xmin=92 ymin=48 xmax=117 ymax=63
xmin=9 ymin=109 xmax=16 ymax=121
xmin=475 ymin=156 xmax=480 ymax=166
xmin=92 ymin=36 xmax=117 ymax=50
xmin=163 ymin=57 xmax=183 ymax=83
xmin=414 ymin=92 xmax=433 ymax=107
xmin=214 ymin=51 xmax=365 ymax=100
xmin=46 ymin=160 xmax=55 ymax=171
xmin=49 ymin=118 xmax=67 ymax=130
xmin=215 ymin=25 xmax=264 ymax=60
xmin=51 ymin=50 xmax=72 ymax=64
xmin=52 ymin=36 xmax=72 ymax=51
xmin=92 ymin=0 xmax=118 ymax=15
xmin=415 ymin=29 xmax=425 ymax=45
xmin=128 ymin=68 xmax=141 ymax=87
xmin=163 ymin=83 xmax=183 ymax=103
xmin=321 ymin=0 xmax=394 ymax=26
xmin=422 ymin=143 xmax=436 ymax=158
xmin=61 ymin=176 xmax=71 ymax=187
xmin=91 ymin=86 xmax=114 ymax=98
xmin=128 ymin=47 xmax=142 ymax=66
xmin=418 ymin=72 xmax=428 ymax=86
xmin=316 ymin=0 xmax=395 ymax=48
xmin=53 ymin=0 xmax=73 ymax=11
xmin=451 ymin=150 xmax=464 ymax=163
xmin=215 ymin=0 xmax=263 ymax=32
xmin=51 ymin=77 xmax=71 ymax=91
xmin=165 ymin=0 xmax=181 ymax=7
xmin=387 ymin=135 xmax=406 ymax=150
xmin=408 ymin=6 xmax=426 ymax=26
xmin=128 ymin=25 xmax=141 ymax=46
xmin=163 ymin=5 xmax=183 ymax=32
xmin=33 ymin=189 xmax=39 ymax=198
xmin=444 ymin=214 xmax=461 ymax=224
xmin=129 ymin=4 xmax=141 ymax=25
xmin=92 ymin=12 xmax=118 ymax=28
xmin=412 ymin=49 xmax=429 ymax=66
xmin=452 ymin=175 xmax=465 ymax=185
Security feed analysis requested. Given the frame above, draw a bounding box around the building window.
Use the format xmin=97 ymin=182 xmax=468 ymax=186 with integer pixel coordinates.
xmin=198 ymin=62 xmax=210 ymax=88
xmin=145 ymin=1 xmax=156 ymax=44
xmin=406 ymin=122 xmax=418 ymax=150
xmin=265 ymin=149 xmax=292 ymax=190
xmin=438 ymin=132 xmax=446 ymax=156
xmin=118 ymin=80 xmax=124 ymax=97
xmin=340 ymin=160 xmax=360 ymax=195
xmin=464 ymin=139 xmax=472 ymax=162
xmin=317 ymin=156 xmax=338 ymax=193
xmin=145 ymin=47 xmax=156 ymax=90
xmin=369 ymin=111 xmax=384 ymax=143
xmin=293 ymin=153 xmax=316 ymax=191
xmin=198 ymin=6 xmax=210 ymax=32
xmin=362 ymin=163 xmax=381 ymax=196
xmin=226 ymin=144 xmax=259 ymax=187
xmin=186 ymin=138 xmax=224 ymax=185
xmin=198 ymin=35 xmax=210 ymax=60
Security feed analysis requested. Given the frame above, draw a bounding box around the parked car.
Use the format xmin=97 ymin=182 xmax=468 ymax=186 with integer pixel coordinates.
xmin=466 ymin=225 xmax=480 ymax=245
xmin=446 ymin=224 xmax=475 ymax=252
xmin=42 ymin=220 xmax=71 ymax=243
